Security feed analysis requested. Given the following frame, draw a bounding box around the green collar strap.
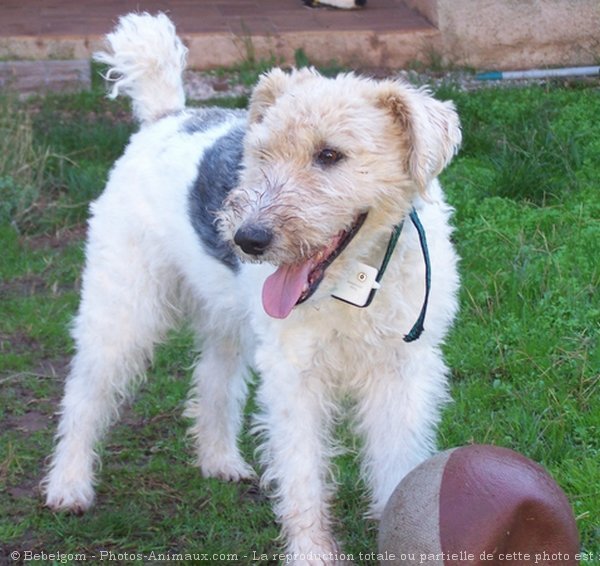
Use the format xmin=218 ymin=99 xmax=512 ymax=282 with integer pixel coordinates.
xmin=331 ymin=208 xmax=431 ymax=343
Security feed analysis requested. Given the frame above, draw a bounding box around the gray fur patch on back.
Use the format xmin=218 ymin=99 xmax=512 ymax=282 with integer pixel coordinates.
xmin=188 ymin=123 xmax=245 ymax=271
xmin=182 ymin=108 xmax=246 ymax=135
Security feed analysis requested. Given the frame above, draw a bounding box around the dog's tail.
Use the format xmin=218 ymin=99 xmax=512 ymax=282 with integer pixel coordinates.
xmin=94 ymin=13 xmax=187 ymax=124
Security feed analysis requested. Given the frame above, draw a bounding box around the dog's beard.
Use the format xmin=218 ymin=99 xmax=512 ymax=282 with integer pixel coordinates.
xmin=261 ymin=213 xmax=367 ymax=318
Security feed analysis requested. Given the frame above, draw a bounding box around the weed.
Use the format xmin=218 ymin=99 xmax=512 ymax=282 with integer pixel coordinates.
xmin=0 ymin=96 xmax=52 ymax=229
xmin=224 ymin=28 xmax=281 ymax=88
xmin=294 ymin=48 xmax=347 ymax=77
xmin=294 ymin=47 xmax=311 ymax=69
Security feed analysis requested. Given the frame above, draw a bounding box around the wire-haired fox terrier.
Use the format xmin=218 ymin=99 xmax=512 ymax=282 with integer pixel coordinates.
xmin=43 ymin=12 xmax=461 ymax=564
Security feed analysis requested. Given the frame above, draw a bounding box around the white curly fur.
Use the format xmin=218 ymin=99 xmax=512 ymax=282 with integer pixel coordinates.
xmin=93 ymin=12 xmax=187 ymax=123
xmin=43 ymin=13 xmax=461 ymax=565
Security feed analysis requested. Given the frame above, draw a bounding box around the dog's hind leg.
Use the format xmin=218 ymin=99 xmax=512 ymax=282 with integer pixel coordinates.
xmin=43 ymin=231 xmax=178 ymax=513
xmin=184 ymin=321 xmax=255 ymax=481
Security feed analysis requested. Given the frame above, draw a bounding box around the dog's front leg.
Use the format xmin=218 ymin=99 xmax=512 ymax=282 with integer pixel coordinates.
xmin=354 ymin=347 xmax=449 ymax=519
xmin=255 ymin=345 xmax=343 ymax=565
xmin=185 ymin=331 xmax=256 ymax=482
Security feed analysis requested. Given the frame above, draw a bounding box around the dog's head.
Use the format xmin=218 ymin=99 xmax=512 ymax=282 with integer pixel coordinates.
xmin=219 ymin=68 xmax=461 ymax=318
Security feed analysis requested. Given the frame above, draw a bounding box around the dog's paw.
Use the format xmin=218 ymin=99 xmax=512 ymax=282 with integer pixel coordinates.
xmin=43 ymin=480 xmax=95 ymax=514
xmin=285 ymin=536 xmax=348 ymax=565
xmin=200 ymin=457 xmax=257 ymax=482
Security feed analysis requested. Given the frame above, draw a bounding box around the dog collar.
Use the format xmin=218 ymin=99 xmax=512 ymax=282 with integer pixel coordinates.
xmin=331 ymin=208 xmax=431 ymax=342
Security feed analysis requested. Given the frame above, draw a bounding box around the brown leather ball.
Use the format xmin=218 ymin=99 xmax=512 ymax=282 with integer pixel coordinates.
xmin=378 ymin=445 xmax=580 ymax=565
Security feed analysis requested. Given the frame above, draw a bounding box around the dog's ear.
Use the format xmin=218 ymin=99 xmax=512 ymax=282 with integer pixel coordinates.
xmin=248 ymin=67 xmax=318 ymax=124
xmin=248 ymin=68 xmax=290 ymax=124
xmin=377 ymin=82 xmax=461 ymax=191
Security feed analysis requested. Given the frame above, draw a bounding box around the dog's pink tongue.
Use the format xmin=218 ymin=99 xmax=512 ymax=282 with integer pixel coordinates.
xmin=262 ymin=261 xmax=313 ymax=319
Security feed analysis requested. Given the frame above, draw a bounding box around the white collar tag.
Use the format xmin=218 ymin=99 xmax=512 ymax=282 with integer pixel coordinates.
xmin=329 ymin=207 xmax=430 ymax=342
xmin=331 ymin=262 xmax=381 ymax=307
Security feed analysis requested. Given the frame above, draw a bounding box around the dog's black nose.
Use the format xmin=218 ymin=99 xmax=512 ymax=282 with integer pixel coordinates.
xmin=234 ymin=224 xmax=273 ymax=256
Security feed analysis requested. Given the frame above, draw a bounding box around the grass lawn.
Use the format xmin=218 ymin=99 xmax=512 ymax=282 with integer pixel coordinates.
xmin=1 ymin=69 xmax=598 ymax=565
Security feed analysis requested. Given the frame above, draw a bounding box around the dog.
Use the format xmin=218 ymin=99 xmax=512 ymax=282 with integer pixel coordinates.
xmin=304 ymin=0 xmax=367 ymax=9
xmin=42 ymin=13 xmax=461 ymax=565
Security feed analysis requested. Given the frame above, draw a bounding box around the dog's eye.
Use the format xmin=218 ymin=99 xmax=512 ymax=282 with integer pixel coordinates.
xmin=316 ymin=148 xmax=344 ymax=166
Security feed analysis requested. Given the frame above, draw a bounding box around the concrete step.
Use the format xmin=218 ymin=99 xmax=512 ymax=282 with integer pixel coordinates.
xmin=0 ymin=0 xmax=439 ymax=71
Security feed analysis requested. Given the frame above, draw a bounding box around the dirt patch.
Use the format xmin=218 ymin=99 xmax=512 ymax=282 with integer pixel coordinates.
xmin=25 ymin=224 xmax=87 ymax=251
xmin=0 ymin=274 xmax=79 ymax=299
xmin=0 ymin=330 xmax=42 ymax=355
xmin=33 ymin=357 xmax=70 ymax=380
xmin=0 ymin=275 xmax=48 ymax=299
xmin=0 ymin=227 xmax=85 ymax=300
xmin=184 ymin=70 xmax=251 ymax=101
xmin=239 ymin=480 xmax=267 ymax=504
xmin=1 ymin=357 xmax=69 ymax=404
xmin=6 ymin=411 xmax=52 ymax=434
xmin=6 ymin=478 xmax=40 ymax=501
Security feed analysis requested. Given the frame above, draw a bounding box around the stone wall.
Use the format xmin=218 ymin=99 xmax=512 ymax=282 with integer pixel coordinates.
xmin=406 ymin=0 xmax=600 ymax=70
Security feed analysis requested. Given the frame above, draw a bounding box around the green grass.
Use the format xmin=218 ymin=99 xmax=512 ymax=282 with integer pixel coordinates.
xmin=438 ymin=83 xmax=600 ymax=559
xmin=1 ymin=74 xmax=599 ymax=565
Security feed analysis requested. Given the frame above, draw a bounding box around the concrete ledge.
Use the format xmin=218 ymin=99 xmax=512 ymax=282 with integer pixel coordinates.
xmin=0 ymin=59 xmax=91 ymax=94
xmin=0 ymin=35 xmax=103 ymax=61
xmin=0 ymin=28 xmax=440 ymax=72
xmin=0 ymin=0 xmax=440 ymax=72
xmin=184 ymin=28 xmax=441 ymax=70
